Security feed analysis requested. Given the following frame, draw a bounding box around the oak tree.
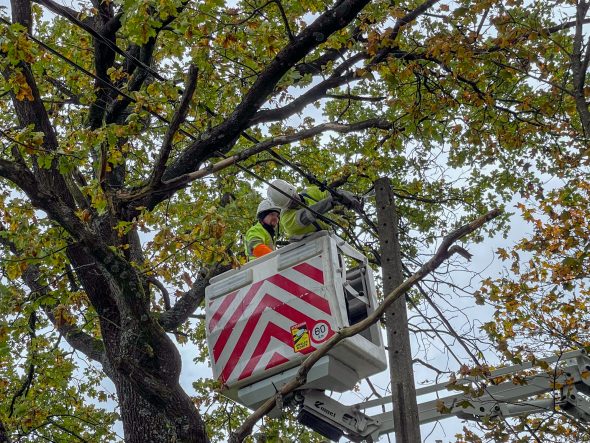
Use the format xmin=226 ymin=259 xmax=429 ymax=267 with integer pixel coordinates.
xmin=1 ymin=0 xmax=588 ymax=441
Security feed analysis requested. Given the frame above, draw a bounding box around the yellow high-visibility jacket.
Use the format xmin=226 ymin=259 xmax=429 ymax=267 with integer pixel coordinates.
xmin=280 ymin=186 xmax=333 ymax=239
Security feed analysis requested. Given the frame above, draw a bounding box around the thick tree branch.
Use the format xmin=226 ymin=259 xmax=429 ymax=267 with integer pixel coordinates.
xmin=229 ymin=208 xmax=502 ymax=442
xmin=5 ymin=2 xmax=79 ymax=216
xmin=33 ymin=0 xmax=175 ymax=88
xmin=250 ymin=0 xmax=450 ymax=127
xmin=249 ymin=70 xmax=357 ymax=125
xmin=294 ymin=26 xmax=365 ymax=76
xmin=0 ymin=419 xmax=11 ymax=443
xmin=370 ymin=0 xmax=440 ymax=66
xmin=87 ymin=6 xmax=117 ymax=131
xmin=44 ymin=308 xmax=107 ymax=363
xmin=0 ymin=159 xmax=95 ymax=245
xmin=571 ymin=1 xmax=590 ymax=137
xmin=158 ymin=265 xmax=228 ymax=331
xmin=250 ymin=52 xmax=370 ymax=126
xmin=121 ymin=118 xmax=393 ymax=202
xmin=150 ymin=65 xmax=199 ymax=186
xmin=158 ymin=0 xmax=373 ymax=189
xmin=106 ymin=0 xmax=191 ymax=125
xmin=32 ymin=0 xmax=81 ymax=23
xmin=148 ymin=276 xmax=171 ymax=311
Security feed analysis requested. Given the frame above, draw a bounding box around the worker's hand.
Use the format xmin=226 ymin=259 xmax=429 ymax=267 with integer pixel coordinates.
xmin=334 ymin=190 xmax=363 ymax=212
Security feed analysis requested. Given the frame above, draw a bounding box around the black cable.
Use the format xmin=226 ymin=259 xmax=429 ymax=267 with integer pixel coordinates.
xmin=33 ymin=1 xmax=169 ymax=82
xmin=199 ymin=105 xmax=375 ymax=238
xmin=0 ymin=17 xmax=137 ymax=104
xmin=0 ymin=17 xmax=351 ymax=236
xmin=6 ymin=11 xmax=361 ymax=223
xmin=229 ymin=157 xmax=349 ymax=233
xmin=2 ymin=10 xmax=383 ymax=255
xmin=266 ymin=147 xmax=379 ymax=234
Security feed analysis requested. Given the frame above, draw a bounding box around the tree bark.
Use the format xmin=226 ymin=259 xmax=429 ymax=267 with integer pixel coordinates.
xmin=113 ymin=369 xmax=208 ymax=443
xmin=68 ymin=251 xmax=210 ymax=442
xmin=0 ymin=420 xmax=11 ymax=443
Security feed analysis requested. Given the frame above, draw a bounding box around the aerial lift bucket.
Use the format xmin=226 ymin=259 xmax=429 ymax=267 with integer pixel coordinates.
xmin=205 ymin=231 xmax=387 ymax=411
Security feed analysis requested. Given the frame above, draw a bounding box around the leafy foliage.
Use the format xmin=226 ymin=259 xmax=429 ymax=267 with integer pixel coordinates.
xmin=1 ymin=0 xmax=590 ymax=440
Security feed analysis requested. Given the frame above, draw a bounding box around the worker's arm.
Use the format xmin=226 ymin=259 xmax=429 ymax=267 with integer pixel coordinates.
xmin=252 ymin=243 xmax=273 ymax=257
xmin=246 ymin=233 xmax=273 ymax=258
xmin=295 ymin=196 xmax=334 ymax=227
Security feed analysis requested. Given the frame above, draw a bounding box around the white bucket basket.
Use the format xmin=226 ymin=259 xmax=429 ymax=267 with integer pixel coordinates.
xmin=205 ymin=231 xmax=387 ymax=409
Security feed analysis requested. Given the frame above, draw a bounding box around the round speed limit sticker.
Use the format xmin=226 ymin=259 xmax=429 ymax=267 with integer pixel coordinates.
xmin=311 ymin=320 xmax=332 ymax=344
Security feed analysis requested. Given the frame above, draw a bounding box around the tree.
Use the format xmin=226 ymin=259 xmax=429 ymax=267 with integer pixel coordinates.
xmin=1 ymin=0 xmax=588 ymax=441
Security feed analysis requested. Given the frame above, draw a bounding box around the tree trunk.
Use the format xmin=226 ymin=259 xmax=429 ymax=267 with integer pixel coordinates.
xmin=0 ymin=420 xmax=11 ymax=443
xmin=114 ymin=374 xmax=208 ymax=443
xmin=67 ymin=246 xmax=210 ymax=442
xmin=100 ymin=309 xmax=209 ymax=442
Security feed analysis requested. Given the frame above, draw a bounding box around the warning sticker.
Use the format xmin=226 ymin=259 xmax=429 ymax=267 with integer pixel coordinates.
xmin=291 ymin=322 xmax=311 ymax=353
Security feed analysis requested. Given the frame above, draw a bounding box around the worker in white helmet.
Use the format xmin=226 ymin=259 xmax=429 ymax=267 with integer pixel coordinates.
xmin=267 ymin=179 xmax=361 ymax=240
xmin=244 ymin=199 xmax=281 ymax=260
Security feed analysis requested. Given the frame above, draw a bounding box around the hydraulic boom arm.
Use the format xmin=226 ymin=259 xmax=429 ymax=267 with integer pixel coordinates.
xmin=294 ymin=350 xmax=590 ymax=442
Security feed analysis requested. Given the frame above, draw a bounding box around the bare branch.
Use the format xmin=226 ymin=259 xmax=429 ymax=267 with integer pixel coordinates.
xmin=325 ymin=93 xmax=387 ymax=102
xmin=414 ymin=280 xmax=481 ymax=365
xmin=229 ymin=208 xmax=502 ymax=442
xmin=413 ymin=358 xmax=452 ymax=375
xmin=273 ymin=0 xmax=295 ymax=42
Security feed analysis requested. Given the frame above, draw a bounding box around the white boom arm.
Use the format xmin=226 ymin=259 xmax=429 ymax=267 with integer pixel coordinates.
xmin=294 ymin=350 xmax=590 ymax=442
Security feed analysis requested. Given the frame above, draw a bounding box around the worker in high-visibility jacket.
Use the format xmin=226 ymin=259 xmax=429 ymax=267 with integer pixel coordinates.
xmin=244 ymin=199 xmax=281 ymax=260
xmin=267 ymin=179 xmax=361 ymax=241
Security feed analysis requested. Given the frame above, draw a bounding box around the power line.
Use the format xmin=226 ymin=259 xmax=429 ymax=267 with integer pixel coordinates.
xmin=199 ymin=105 xmax=378 ymax=240
xmin=2 ymin=10 xmax=383 ymax=247
xmin=33 ymin=1 xmax=169 ymax=83
xmin=0 ymin=16 xmax=360 ymax=239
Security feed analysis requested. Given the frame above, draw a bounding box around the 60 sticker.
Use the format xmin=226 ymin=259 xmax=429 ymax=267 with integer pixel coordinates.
xmin=311 ymin=320 xmax=332 ymax=344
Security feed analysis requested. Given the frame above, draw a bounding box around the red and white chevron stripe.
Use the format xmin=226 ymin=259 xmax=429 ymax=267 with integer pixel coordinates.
xmin=207 ymin=256 xmax=335 ymax=386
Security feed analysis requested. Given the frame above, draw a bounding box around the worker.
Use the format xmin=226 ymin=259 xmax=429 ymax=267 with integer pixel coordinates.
xmin=267 ymin=179 xmax=361 ymax=240
xmin=244 ymin=199 xmax=281 ymax=260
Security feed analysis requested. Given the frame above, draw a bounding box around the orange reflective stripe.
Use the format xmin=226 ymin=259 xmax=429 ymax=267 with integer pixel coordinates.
xmin=252 ymin=244 xmax=273 ymax=257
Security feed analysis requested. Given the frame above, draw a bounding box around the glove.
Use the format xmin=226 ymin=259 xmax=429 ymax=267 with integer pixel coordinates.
xmin=334 ymin=190 xmax=363 ymax=212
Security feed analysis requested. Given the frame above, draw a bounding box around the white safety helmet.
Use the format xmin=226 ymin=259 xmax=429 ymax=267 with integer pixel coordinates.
xmin=267 ymin=179 xmax=298 ymax=208
xmin=256 ymin=199 xmax=281 ymax=218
